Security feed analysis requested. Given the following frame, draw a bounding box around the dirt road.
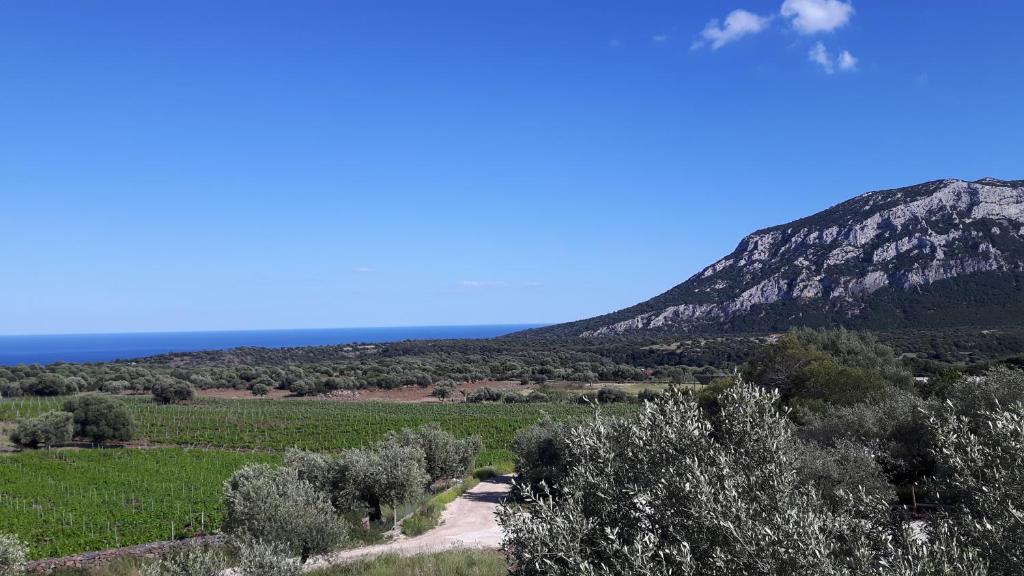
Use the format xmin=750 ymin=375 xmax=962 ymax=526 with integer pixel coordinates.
xmin=302 ymin=474 xmax=513 ymax=571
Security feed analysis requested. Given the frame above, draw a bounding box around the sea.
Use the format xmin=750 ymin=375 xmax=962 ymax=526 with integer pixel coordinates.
xmin=0 ymin=324 xmax=542 ymax=366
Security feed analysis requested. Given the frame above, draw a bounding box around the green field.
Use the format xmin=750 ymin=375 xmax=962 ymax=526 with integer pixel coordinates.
xmin=0 ymin=395 xmax=633 ymax=559
xmin=1 ymin=396 xmax=634 ymax=465
xmin=0 ymin=448 xmax=278 ymax=559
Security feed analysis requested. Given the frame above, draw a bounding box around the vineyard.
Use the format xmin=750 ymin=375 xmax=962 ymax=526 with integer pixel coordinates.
xmin=0 ymin=448 xmax=278 ymax=559
xmin=0 ymin=395 xmax=634 ymax=559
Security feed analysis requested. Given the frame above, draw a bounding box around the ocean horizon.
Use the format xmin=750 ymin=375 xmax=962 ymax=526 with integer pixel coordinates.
xmin=0 ymin=324 xmax=543 ymax=366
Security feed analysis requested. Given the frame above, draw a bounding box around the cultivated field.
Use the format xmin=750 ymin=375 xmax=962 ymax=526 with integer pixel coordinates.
xmin=0 ymin=395 xmax=634 ymax=559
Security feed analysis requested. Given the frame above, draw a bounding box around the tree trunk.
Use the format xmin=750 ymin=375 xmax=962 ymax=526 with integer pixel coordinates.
xmin=367 ymin=494 xmax=383 ymax=523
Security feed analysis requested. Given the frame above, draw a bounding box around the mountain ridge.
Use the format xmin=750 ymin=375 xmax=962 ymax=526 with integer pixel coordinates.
xmin=520 ymin=177 xmax=1024 ymax=339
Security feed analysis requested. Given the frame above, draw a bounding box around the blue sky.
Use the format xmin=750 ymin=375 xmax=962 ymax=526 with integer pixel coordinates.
xmin=2 ymin=0 xmax=1022 ymax=335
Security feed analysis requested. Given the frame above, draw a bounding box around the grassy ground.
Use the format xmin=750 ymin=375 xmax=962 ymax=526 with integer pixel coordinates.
xmin=41 ymin=550 xmax=507 ymax=576
xmin=310 ymin=551 xmax=507 ymax=576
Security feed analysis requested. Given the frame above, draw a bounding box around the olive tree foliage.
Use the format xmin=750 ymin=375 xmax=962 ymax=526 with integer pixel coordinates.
xmin=222 ymin=463 xmax=346 ymax=563
xmin=150 ymin=377 xmax=194 ymax=404
xmin=327 ymin=445 xmax=430 ymax=524
xmin=929 ymin=399 xmax=1024 ymax=575
xmin=233 ymin=538 xmax=302 ymax=576
xmin=140 ymin=545 xmax=226 ymax=576
xmin=0 ymin=533 xmax=27 ymax=576
xmin=382 ymin=423 xmax=482 ymax=482
xmin=286 ymin=425 xmax=474 ymax=524
xmin=62 ymin=394 xmax=134 ymax=444
xmin=511 ymin=416 xmax=570 ymax=493
xmin=499 ymin=382 xmax=985 ymax=576
xmin=9 ymin=411 xmax=73 ymax=449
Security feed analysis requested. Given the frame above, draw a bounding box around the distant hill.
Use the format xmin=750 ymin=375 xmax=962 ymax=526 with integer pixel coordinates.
xmin=520 ymin=178 xmax=1024 ymax=338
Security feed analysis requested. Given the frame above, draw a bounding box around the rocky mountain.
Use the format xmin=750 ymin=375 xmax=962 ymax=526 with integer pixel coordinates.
xmin=524 ymin=178 xmax=1024 ymax=338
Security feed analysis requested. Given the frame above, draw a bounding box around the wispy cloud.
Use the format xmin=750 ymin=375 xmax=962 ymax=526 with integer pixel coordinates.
xmin=808 ymin=42 xmax=857 ymax=73
xmin=458 ymin=280 xmax=508 ymax=289
xmin=352 ymin=266 xmax=374 ymax=273
xmin=809 ymin=41 xmax=834 ymax=73
xmin=693 ymin=9 xmax=771 ymax=50
xmin=780 ymin=0 xmax=854 ymax=34
xmin=837 ymin=49 xmax=858 ymax=71
xmin=652 ymin=34 xmax=670 ymax=43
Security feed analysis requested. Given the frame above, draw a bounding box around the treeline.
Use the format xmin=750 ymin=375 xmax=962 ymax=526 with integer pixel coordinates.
xmin=5 ymin=326 xmax=1024 ymax=400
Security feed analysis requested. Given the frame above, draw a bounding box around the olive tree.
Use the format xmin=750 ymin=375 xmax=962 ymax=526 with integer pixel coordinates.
xmin=223 ymin=464 xmax=346 ymax=563
xmin=382 ymin=423 xmax=482 ymax=482
xmin=336 ymin=446 xmax=429 ymax=525
xmin=511 ymin=416 xmax=570 ymax=493
xmin=63 ymin=394 xmax=134 ymax=445
xmin=151 ymin=378 xmax=194 ymax=404
xmin=9 ymin=411 xmax=73 ymax=449
xmin=498 ymin=382 xmax=984 ymax=576
xmin=0 ymin=533 xmax=27 ymax=576
xmin=930 ymin=399 xmax=1024 ymax=574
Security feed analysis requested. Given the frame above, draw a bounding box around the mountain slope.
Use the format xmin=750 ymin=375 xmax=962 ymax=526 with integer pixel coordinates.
xmin=523 ymin=178 xmax=1024 ymax=338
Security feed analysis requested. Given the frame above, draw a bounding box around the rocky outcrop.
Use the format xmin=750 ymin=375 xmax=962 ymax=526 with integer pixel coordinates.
xmin=576 ymin=178 xmax=1024 ymax=336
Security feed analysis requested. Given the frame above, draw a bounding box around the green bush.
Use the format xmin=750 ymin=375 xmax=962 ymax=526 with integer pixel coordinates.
xmin=22 ymin=374 xmax=76 ymax=396
xmin=140 ymin=544 xmax=225 ymax=576
xmin=151 ymin=379 xmax=194 ymax=405
xmin=63 ymin=395 xmax=135 ymax=445
xmin=596 ymin=387 xmax=628 ymax=404
xmin=9 ymin=411 xmax=73 ymax=449
xmin=223 ymin=464 xmax=346 ymax=562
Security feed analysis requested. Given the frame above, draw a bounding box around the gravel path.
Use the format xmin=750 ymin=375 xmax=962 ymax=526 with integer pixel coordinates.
xmin=302 ymin=474 xmax=512 ymax=571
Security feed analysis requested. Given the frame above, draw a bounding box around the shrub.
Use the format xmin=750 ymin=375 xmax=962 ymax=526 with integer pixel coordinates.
xmin=21 ymin=374 xmax=75 ymax=396
xmin=234 ymin=538 xmax=301 ymax=576
xmin=525 ymin=390 xmax=549 ymax=403
xmin=382 ymin=424 xmax=482 ymax=483
xmin=0 ymin=533 xmax=27 ymax=576
xmin=511 ymin=416 xmax=569 ymax=492
xmin=100 ymin=380 xmax=130 ymax=394
xmin=140 ymin=544 xmax=226 ymax=576
xmin=151 ymin=378 xmax=194 ymax=405
xmin=430 ymin=383 xmax=454 ymax=399
xmin=63 ymin=394 xmax=135 ymax=445
xmin=251 ymin=382 xmax=270 ymax=396
xmin=596 ymin=387 xmax=628 ymax=404
xmin=0 ymin=381 xmax=23 ymax=399
xmin=223 ymin=464 xmax=346 ymax=562
xmin=637 ymin=388 xmax=659 ymax=403
xmin=744 ymin=328 xmax=911 ymax=400
xmin=9 ymin=411 xmax=73 ymax=449
xmin=465 ymin=387 xmax=503 ymax=403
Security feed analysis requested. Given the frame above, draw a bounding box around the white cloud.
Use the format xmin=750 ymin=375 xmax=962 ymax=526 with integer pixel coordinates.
xmin=781 ymin=0 xmax=854 ymax=34
xmin=352 ymin=266 xmax=373 ymax=273
xmin=837 ymin=49 xmax=858 ymax=70
xmin=694 ymin=9 xmax=771 ymax=50
xmin=808 ymin=42 xmax=857 ymax=73
xmin=652 ymin=34 xmax=670 ymax=43
xmin=808 ymin=41 xmax=834 ymax=73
